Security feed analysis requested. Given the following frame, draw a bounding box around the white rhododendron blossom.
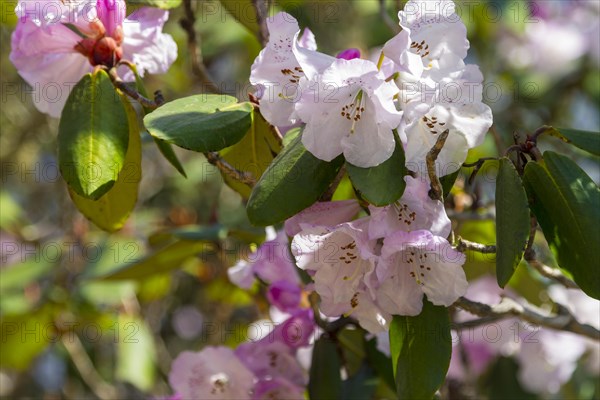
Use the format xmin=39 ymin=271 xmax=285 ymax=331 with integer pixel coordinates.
xmin=294 ymin=58 xmax=403 ymax=167
xmin=368 ymin=175 xmax=451 ymax=239
xmin=250 ymin=12 xmax=331 ymax=127
xmin=377 ymin=230 xmax=467 ymax=315
xmin=250 ymin=0 xmax=492 ymax=173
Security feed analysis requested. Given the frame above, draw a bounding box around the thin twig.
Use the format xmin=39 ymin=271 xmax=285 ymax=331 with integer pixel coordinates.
xmin=204 ymin=152 xmax=256 ymax=187
xmin=109 ymin=70 xmax=161 ymax=109
xmin=527 ymin=258 xmax=580 ymax=289
xmin=452 ymin=315 xmax=504 ymax=330
xmin=62 ymin=334 xmax=119 ymax=400
xmin=252 ymin=0 xmax=269 ymax=46
xmin=426 ymin=129 xmax=450 ymax=201
xmin=454 ymin=296 xmax=599 ymax=341
xmin=180 ymin=0 xmax=220 ymax=93
xmin=455 ymin=237 xmax=496 ymax=254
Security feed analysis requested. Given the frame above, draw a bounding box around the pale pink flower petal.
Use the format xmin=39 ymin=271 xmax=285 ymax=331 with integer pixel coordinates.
xmin=169 ymin=347 xmax=255 ymax=400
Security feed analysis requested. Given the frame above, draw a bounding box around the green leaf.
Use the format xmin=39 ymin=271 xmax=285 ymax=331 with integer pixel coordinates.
xmin=125 ymin=62 xmax=187 ymax=178
xmin=309 ymin=335 xmax=342 ymax=400
xmin=390 ymin=300 xmax=452 ymax=400
xmin=219 ymin=0 xmax=260 ymax=36
xmin=143 ymin=95 xmax=253 ymax=152
xmin=0 ymin=258 xmax=54 ymax=293
xmin=59 ymin=70 xmax=129 ymax=199
xmin=440 ymin=169 xmax=460 ymax=199
xmin=68 ymin=94 xmax=142 ymax=232
xmin=337 ymin=328 xmax=367 ymax=377
xmin=97 ymin=240 xmax=212 ymax=281
xmin=128 ymin=0 xmax=181 ymax=9
xmin=341 ymin=362 xmax=378 ymax=400
xmin=246 ymin=130 xmax=344 ymax=226
xmin=523 ymin=152 xmax=600 ymax=299
xmin=346 ymin=132 xmax=407 ymax=206
xmin=153 ymin=138 xmax=187 ymax=177
xmin=0 ymin=305 xmax=54 ymax=370
xmin=365 ymin=337 xmax=395 ymax=394
xmin=116 ymin=315 xmax=156 ymax=391
xmin=547 ymin=127 xmax=600 ymax=156
xmin=219 ymin=109 xmax=282 ymax=198
xmin=495 ymin=157 xmax=530 ymax=287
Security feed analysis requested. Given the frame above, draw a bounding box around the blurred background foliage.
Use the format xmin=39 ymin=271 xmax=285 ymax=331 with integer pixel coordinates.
xmin=0 ymin=0 xmax=598 ymax=398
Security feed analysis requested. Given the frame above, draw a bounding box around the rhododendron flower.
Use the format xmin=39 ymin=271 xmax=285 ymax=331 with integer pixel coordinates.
xmin=380 ymin=0 xmax=492 ymax=177
xmin=252 ymin=377 xmax=305 ymax=400
xmin=266 ymin=279 xmax=302 ymax=313
xmin=169 ymin=347 xmax=255 ymax=399
xmin=250 ymin=12 xmax=331 ymax=127
xmin=397 ymin=0 xmax=468 ymax=73
xmin=10 ymin=0 xmax=177 ymax=117
xmin=294 ymin=57 xmax=403 ymax=167
xmin=368 ymin=175 xmax=451 ymax=239
xmin=235 ymin=340 xmax=307 ymax=388
xmin=402 ymin=101 xmax=493 ymax=176
xmin=292 ymin=219 xmax=391 ymax=332
xmin=228 ymin=229 xmax=300 ymax=289
xmin=377 ymin=230 xmax=467 ymax=315
xmin=284 ymin=200 xmax=361 ymax=237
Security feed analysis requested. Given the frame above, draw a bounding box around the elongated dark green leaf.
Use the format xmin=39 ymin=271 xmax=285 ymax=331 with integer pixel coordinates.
xmin=309 ymin=335 xmax=342 ymax=400
xmin=143 ymin=95 xmax=253 ymax=152
xmin=547 ymin=127 xmax=600 ymax=156
xmin=246 ymin=130 xmax=344 ymax=226
xmin=390 ymin=300 xmax=451 ymax=400
xmin=154 ymin=138 xmax=187 ymax=177
xmin=59 ymin=70 xmax=129 ymax=199
xmin=69 ymin=94 xmax=141 ymax=232
xmin=495 ymin=157 xmax=530 ymax=287
xmin=346 ymin=132 xmax=407 ymax=206
xmin=523 ymin=152 xmax=600 ymax=299
xmin=440 ymin=169 xmax=460 ymax=199
xmin=219 ymin=109 xmax=282 ymax=198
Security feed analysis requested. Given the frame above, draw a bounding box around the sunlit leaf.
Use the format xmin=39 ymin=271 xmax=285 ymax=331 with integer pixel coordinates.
xmin=68 ymin=95 xmax=141 ymax=232
xmin=523 ymin=151 xmax=600 ymax=299
xmin=143 ymin=95 xmax=253 ymax=152
xmin=58 ymin=70 xmax=129 ymax=199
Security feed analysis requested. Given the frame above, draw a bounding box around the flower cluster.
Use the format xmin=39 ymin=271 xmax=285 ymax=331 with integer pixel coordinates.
xmin=251 ymin=0 xmax=493 ymax=173
xmin=10 ymin=0 xmax=177 ymax=117
xmin=291 ymin=176 xmax=467 ymax=333
xmin=169 ymin=309 xmax=315 ymax=399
